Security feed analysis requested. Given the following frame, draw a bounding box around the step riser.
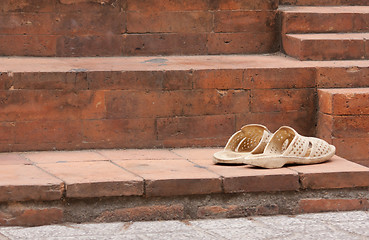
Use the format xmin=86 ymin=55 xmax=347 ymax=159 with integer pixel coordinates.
xmin=0 ymin=68 xmax=318 ymax=152
xmin=317 ymin=88 xmax=369 ymax=166
xmin=282 ymin=12 xmax=369 ymax=34
xmin=283 ymin=35 xmax=369 ymax=60
xmin=0 ymin=0 xmax=279 ymax=57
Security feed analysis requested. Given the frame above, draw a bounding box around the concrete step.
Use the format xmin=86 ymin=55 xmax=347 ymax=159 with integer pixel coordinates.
xmin=281 ymin=6 xmax=369 ymax=34
xmin=318 ymin=88 xmax=369 ymax=166
xmin=0 ymin=148 xmax=368 ymax=226
xmin=283 ymin=33 xmax=369 ymax=60
xmin=280 ymin=0 xmax=369 ymax=6
xmin=1 ymin=55 xmax=369 ymax=152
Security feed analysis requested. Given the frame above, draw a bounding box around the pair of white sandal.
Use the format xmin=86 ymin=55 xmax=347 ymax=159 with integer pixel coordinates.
xmin=213 ymin=124 xmax=336 ymax=169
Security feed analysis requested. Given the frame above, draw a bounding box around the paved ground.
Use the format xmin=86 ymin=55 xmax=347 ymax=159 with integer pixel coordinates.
xmin=0 ymin=211 xmax=368 ymax=240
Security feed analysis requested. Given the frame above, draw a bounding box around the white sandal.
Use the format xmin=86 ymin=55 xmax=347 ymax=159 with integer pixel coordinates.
xmin=242 ymin=126 xmax=336 ymax=169
xmin=213 ymin=124 xmax=271 ymax=164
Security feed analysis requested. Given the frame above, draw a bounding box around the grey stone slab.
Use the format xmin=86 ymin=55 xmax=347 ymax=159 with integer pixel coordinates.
xmin=124 ymin=220 xmax=191 ymax=234
xmin=189 ymin=217 xmax=259 ymax=230
xmin=296 ymin=211 xmax=369 ymax=223
xmin=330 ymin=221 xmax=369 ymax=237
xmin=275 ymin=229 xmax=365 ymax=240
xmin=141 ymin=230 xmax=220 ymax=240
xmin=254 ymin=215 xmax=331 ymax=232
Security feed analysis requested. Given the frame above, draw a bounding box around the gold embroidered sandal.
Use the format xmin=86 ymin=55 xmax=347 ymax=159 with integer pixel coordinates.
xmin=242 ymin=126 xmax=336 ymax=169
xmin=213 ymin=124 xmax=272 ymax=164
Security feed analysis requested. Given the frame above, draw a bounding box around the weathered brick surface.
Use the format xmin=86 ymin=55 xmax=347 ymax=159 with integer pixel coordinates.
xmin=333 ymin=138 xmax=369 ymax=163
xmin=290 ymin=156 xmax=369 ymax=190
xmin=319 ymin=88 xmax=369 ymax=115
xmin=282 ymin=12 xmax=355 ymax=34
xmin=96 ymin=204 xmax=184 ymax=222
xmin=283 ymin=34 xmax=367 ymax=61
xmin=250 ymin=88 xmax=315 ymax=113
xmin=298 ymin=199 xmax=369 ymax=213
xmin=317 ymin=67 xmax=369 ymax=88
xmin=0 ymin=205 xmax=63 ymax=227
xmin=197 ymin=205 xmax=245 ymax=219
xmin=214 ymin=11 xmax=276 ymax=33
xmin=0 ymin=0 xmax=279 ymax=56
xmin=115 ymin=159 xmax=222 ymax=197
xmin=0 ymin=165 xmax=63 ymax=202
xmin=38 ymin=161 xmax=144 ymax=198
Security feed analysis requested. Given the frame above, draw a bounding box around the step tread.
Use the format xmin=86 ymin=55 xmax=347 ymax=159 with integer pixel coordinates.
xmin=280 ymin=5 xmax=369 ymax=13
xmin=286 ymin=32 xmax=369 ymax=40
xmin=2 ymin=55 xmax=369 ymax=73
xmin=0 ymin=149 xmax=368 ymax=202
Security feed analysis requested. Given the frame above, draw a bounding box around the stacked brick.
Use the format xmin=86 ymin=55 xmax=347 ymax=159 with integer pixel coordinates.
xmin=0 ymin=0 xmax=279 ymax=56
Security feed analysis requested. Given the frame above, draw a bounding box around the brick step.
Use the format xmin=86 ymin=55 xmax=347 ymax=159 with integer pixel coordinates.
xmin=0 ymin=148 xmax=368 ymax=226
xmin=283 ymin=33 xmax=369 ymax=60
xmin=1 ymin=55 xmax=369 ymax=152
xmin=280 ymin=6 xmax=369 ymax=34
xmin=280 ymin=0 xmax=369 ymax=6
xmin=318 ymin=88 xmax=369 ymax=166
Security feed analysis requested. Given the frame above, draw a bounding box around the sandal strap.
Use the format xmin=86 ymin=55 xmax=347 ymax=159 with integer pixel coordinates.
xmin=283 ymin=134 xmax=310 ymax=157
xmin=309 ymin=137 xmax=332 ymax=158
xmin=224 ymin=124 xmax=270 ymax=152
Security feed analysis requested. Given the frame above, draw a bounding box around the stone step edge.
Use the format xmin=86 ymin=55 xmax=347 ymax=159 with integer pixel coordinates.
xmin=1 ymin=188 xmax=368 ymax=227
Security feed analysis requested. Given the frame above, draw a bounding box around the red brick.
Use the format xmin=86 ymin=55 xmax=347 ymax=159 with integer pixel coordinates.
xmin=333 ymin=138 xmax=369 ymax=161
xmin=298 ymin=199 xmax=369 ymax=213
xmin=156 ymin=115 xmax=235 ymax=141
xmin=56 ymin=0 xmax=121 ymax=12
xmin=0 ymin=13 xmax=53 ymax=35
xmin=246 ymin=68 xmax=316 ymax=89
xmin=96 ymin=204 xmax=184 ymax=222
xmin=289 ymin=156 xmax=369 ymax=189
xmin=12 ymin=72 xmax=88 ymax=90
xmin=210 ymin=0 xmax=278 ymax=10
xmin=82 ymin=118 xmax=156 ymax=149
xmin=207 ymin=32 xmax=278 ymax=54
xmin=0 ymin=0 xmax=55 ymax=12
xmin=0 ymin=164 xmax=63 ymax=202
xmin=38 ymin=161 xmax=143 ymax=198
xmin=127 ymin=12 xmax=212 ymax=33
xmin=15 ymin=120 xmax=82 ymax=145
xmin=87 ymin=71 xmax=163 ymax=90
xmin=122 ymin=33 xmax=207 ymax=55
xmin=56 ymin=35 xmax=122 ymax=57
xmin=191 ymin=158 xmax=300 ymax=193
xmin=214 ymin=11 xmax=276 ymax=33
xmin=316 ymin=113 xmax=333 ymax=143
xmin=0 ymin=90 xmax=105 ymax=121
xmin=115 ymin=159 xmax=222 ymax=197
xmin=106 ymin=89 xmax=250 ymax=118
xmin=331 ymin=115 xmax=369 ymax=138
xmin=127 ymin=0 xmax=208 ymax=11
xmin=0 ymin=205 xmax=63 ymax=227
xmin=197 ymin=205 xmax=245 ymax=218
xmin=0 ymin=122 xmax=16 ymax=145
xmin=162 ymin=137 xmax=229 ymax=148
xmin=282 ymin=34 xmax=301 ymax=59
xmin=317 ymin=67 xmax=369 ymax=88
xmin=236 ymin=111 xmax=316 ymax=137
xmin=319 ymin=88 xmax=369 ymax=115
xmin=0 ymin=35 xmax=57 ymax=56
xmin=192 ymin=69 xmax=244 ymax=89
xmin=53 ymin=11 xmax=124 ymax=35
xmin=250 ymin=88 xmax=315 ymax=113
xmin=282 ymin=12 xmax=354 ymax=34
xmin=256 ymin=204 xmax=279 ymax=215
xmin=163 ymin=71 xmax=193 ymax=90
xmin=0 ymin=72 xmax=13 ymax=90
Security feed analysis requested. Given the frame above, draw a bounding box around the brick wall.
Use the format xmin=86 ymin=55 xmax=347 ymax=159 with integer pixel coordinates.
xmin=0 ymin=0 xmax=279 ymax=57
